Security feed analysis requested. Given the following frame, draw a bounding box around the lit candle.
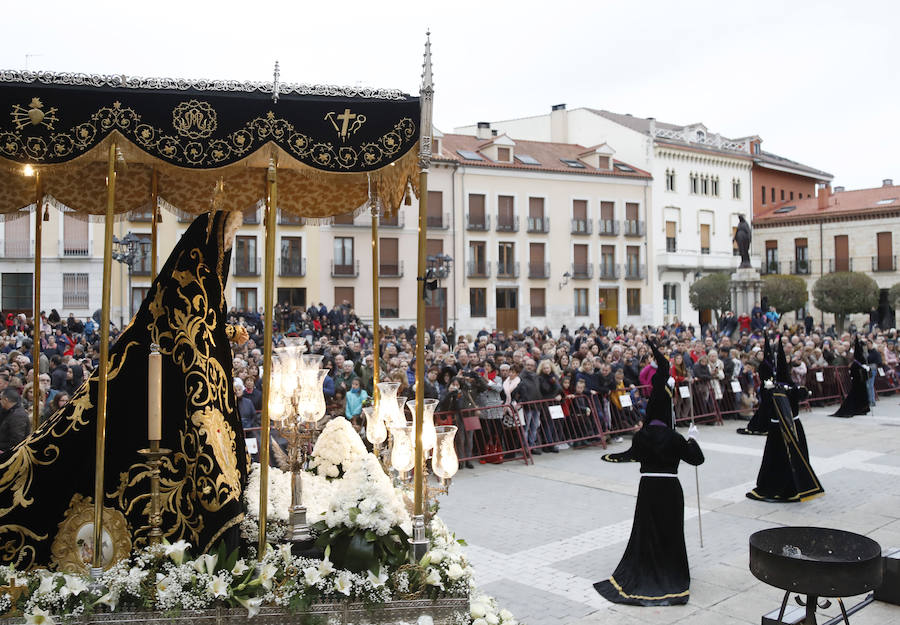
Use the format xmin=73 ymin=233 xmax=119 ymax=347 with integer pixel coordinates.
xmin=148 ymin=344 xmax=162 ymax=441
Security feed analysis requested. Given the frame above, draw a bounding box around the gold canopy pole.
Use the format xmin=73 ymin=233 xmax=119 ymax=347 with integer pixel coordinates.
xmin=410 ymin=31 xmax=434 ymax=562
xmin=370 ymin=184 xmax=381 ymax=404
xmin=92 ymin=141 xmax=117 ymax=575
xmin=150 ymin=169 xmax=159 ymax=279
xmin=258 ymin=156 xmax=278 ymax=556
xmin=31 ymin=171 xmax=42 ymax=431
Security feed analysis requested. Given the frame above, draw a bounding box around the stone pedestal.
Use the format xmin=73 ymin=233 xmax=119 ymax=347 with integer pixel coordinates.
xmin=730 ymin=267 xmax=762 ymax=317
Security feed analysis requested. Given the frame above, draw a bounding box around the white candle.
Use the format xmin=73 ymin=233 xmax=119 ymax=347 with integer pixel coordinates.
xmin=148 ymin=345 xmax=162 ymax=441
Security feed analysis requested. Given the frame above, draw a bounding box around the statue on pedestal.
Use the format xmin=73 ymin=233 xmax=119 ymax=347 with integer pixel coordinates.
xmin=734 ymin=215 xmax=752 ymax=268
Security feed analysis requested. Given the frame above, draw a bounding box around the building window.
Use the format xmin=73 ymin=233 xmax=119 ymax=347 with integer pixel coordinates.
xmin=498 ymin=242 xmax=516 ymax=277
xmin=280 ymin=236 xmax=304 ymax=276
xmin=781 ymin=189 xmax=785 ymax=201
xmin=467 ymin=193 xmax=487 ymax=229
xmin=600 ymin=245 xmax=616 ymax=279
xmin=234 ymin=236 xmax=258 ymax=276
xmin=236 ymin=287 xmax=257 ymax=312
xmin=63 ymin=213 xmax=89 ymax=256
xmin=765 ymin=241 xmax=778 ymax=274
xmin=732 ymin=178 xmax=741 ymax=199
xmin=334 ymin=286 xmax=354 ymax=309
xmin=332 ymin=212 xmax=355 ymax=225
xmin=0 ymin=273 xmax=31 ymax=310
xmin=572 ymin=199 xmax=589 ymax=233
xmin=665 ymin=169 xmax=675 ymax=191
xmin=496 ymin=147 xmax=510 ymax=162
xmin=62 ymin=273 xmax=89 ymax=309
xmin=666 ymin=221 xmax=677 ymax=252
xmin=468 ymin=241 xmax=487 ymax=277
xmin=690 ymin=173 xmax=699 ymax=194
xmin=470 ymin=288 xmax=486 ymax=317
xmin=131 ymin=286 xmax=149 ymax=318
xmin=427 ymin=191 xmax=444 ymax=228
xmin=242 ymin=205 xmax=259 ymax=224
xmin=626 ymin=246 xmax=641 ymax=278
xmin=834 ymin=235 xmax=849 ymax=272
xmin=771 ymin=187 xmax=775 ymax=203
xmin=790 ymin=191 xmax=794 ymax=201
xmin=574 ymin=288 xmax=589 ymax=316
xmin=663 ymin=283 xmax=678 ymax=317
xmin=380 ymin=287 xmax=399 ymax=318
xmin=877 ymin=231 xmax=894 ymax=272
xmin=333 ymin=237 xmax=354 ymax=274
xmin=700 ymin=224 xmax=711 ymax=255
xmin=701 ymin=176 xmax=709 ymax=196
xmin=794 ymin=238 xmax=809 ymax=274
xmin=530 ymin=288 xmax=546 ymax=317
xmin=761 ymin=186 xmax=766 ymax=205
xmin=379 ymin=237 xmax=400 ymax=276
xmin=131 ymin=234 xmax=152 ymax=275
xmin=711 ymin=177 xmax=720 ymax=197
xmin=627 ymin=288 xmax=641 ymax=316
xmin=497 ymin=195 xmax=516 ymax=231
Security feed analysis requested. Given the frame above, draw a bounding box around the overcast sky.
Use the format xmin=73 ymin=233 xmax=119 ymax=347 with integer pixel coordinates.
xmin=4 ymin=0 xmax=896 ymax=189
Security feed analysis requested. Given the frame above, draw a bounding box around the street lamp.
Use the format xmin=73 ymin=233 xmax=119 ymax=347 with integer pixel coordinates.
xmin=112 ymin=232 xmax=144 ymax=325
xmin=424 ymin=253 xmax=453 ymax=289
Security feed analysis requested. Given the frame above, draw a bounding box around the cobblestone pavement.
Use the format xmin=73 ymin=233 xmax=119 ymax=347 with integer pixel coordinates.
xmin=439 ymin=403 xmax=900 ymax=625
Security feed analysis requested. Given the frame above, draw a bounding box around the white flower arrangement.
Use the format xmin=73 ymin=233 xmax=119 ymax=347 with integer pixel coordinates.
xmin=421 ymin=516 xmax=474 ymax=596
xmin=309 ymin=417 xmax=367 ymax=479
xmin=468 ymin=592 xmax=519 ymax=625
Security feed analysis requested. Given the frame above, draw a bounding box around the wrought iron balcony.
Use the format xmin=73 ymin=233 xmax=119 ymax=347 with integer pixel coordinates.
xmin=571 ymin=263 xmax=593 ymax=279
xmin=278 ymin=210 xmax=304 ymax=226
xmin=827 ymin=258 xmax=853 ymax=273
xmin=0 ymin=240 xmax=32 ymax=258
xmin=496 ymin=215 xmax=519 ymax=232
xmin=426 ymin=212 xmax=450 ymax=229
xmin=331 ymin=259 xmax=360 ymax=277
xmin=379 ymin=260 xmax=405 ymax=277
xmin=599 ymin=263 xmax=619 ymax=280
xmin=571 ymin=218 xmax=592 ymax=234
xmin=623 ymin=220 xmax=645 ymax=237
xmin=598 ymin=219 xmax=619 ymax=236
xmin=762 ymin=260 xmax=781 ymax=275
xmin=466 ymin=261 xmax=490 ymax=278
xmin=496 ymin=260 xmax=520 ymax=278
xmin=465 ymin=214 xmax=490 ymax=231
xmin=528 ymin=262 xmax=550 ymax=279
xmin=233 ymin=256 xmax=261 ymax=277
xmin=527 ymin=216 xmax=550 ymax=233
xmin=872 ymin=255 xmax=897 ymax=272
xmin=62 ymin=242 xmax=90 ymax=257
xmin=380 ymin=212 xmax=405 ymax=228
xmin=279 ymin=257 xmax=307 ymax=277
xmin=790 ymin=259 xmax=810 ymax=275
xmin=624 ymin=262 xmax=646 ymax=280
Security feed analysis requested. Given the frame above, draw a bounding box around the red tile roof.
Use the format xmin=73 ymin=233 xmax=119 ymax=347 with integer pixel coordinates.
xmin=754 ymin=184 xmax=900 ymax=225
xmin=435 ymin=134 xmax=652 ymax=179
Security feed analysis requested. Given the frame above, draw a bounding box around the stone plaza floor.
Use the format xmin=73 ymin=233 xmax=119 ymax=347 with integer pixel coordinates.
xmin=439 ymin=402 xmax=900 ymax=625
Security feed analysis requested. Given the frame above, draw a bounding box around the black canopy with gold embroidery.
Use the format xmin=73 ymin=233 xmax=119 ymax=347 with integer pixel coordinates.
xmin=0 ymin=211 xmax=246 ymax=569
xmin=0 ymin=71 xmax=420 ymax=219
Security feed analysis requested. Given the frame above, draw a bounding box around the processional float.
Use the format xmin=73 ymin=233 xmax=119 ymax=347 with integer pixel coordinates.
xmin=0 ymin=36 xmax=437 ymax=572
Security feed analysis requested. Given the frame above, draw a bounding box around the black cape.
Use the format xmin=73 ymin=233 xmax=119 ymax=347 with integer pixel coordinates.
xmin=746 ymin=387 xmax=823 ymax=503
xmin=831 ymin=361 xmax=870 ymax=417
xmin=0 ymin=211 xmax=247 ymax=569
xmin=596 ymin=425 xmax=704 ymax=606
xmin=737 ymin=384 xmax=771 ymax=436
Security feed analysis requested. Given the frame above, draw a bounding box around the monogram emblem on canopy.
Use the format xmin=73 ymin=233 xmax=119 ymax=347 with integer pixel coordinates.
xmin=172 ymin=100 xmax=218 ymax=139
xmin=325 ymin=108 xmax=366 ymax=141
xmin=11 ymin=97 xmax=59 ymax=130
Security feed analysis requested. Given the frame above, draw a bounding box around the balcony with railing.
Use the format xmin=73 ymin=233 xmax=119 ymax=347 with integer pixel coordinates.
xmin=624 ymin=262 xmax=646 ymax=280
xmin=623 ymin=220 xmax=645 ymax=237
xmin=571 ymin=263 xmax=593 ymax=279
xmin=496 ymin=215 xmax=519 ymax=232
xmin=762 ymin=260 xmax=781 ymax=275
xmin=278 ymin=211 xmax=304 ymax=226
xmin=528 ymin=262 xmax=550 ymax=279
xmin=527 ymin=216 xmax=550 ymax=233
xmin=426 ymin=212 xmax=450 ymax=229
xmin=466 ymin=260 xmax=490 ymax=278
xmin=599 ymin=263 xmax=619 ymax=280
xmin=828 ymin=258 xmax=853 ymax=273
xmin=1 ymin=239 xmax=32 ymax=258
xmin=789 ymin=259 xmax=810 ymax=275
xmin=233 ymin=256 xmax=261 ymax=277
xmin=598 ymin=219 xmax=619 ymax=236
xmin=465 ymin=214 xmax=490 ymax=231
xmin=570 ymin=218 xmax=592 ymax=234
xmin=380 ymin=213 xmax=405 ymax=228
xmin=379 ymin=260 xmax=405 ymax=277
xmin=496 ymin=260 xmax=520 ymax=278
xmin=331 ymin=259 xmax=360 ymax=277
xmin=873 ymin=255 xmax=897 ymax=272
xmin=62 ymin=241 xmax=90 ymax=257
xmin=279 ymin=257 xmax=307 ymax=277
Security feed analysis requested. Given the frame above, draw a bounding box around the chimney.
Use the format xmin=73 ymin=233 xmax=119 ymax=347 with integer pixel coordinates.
xmin=817 ymin=183 xmax=832 ymax=210
xmin=476 ymin=121 xmax=491 ymax=140
xmin=550 ymin=103 xmax=568 ymax=143
xmin=834 ymin=186 xmax=845 ymax=193
xmin=884 ymin=178 xmax=894 ymax=187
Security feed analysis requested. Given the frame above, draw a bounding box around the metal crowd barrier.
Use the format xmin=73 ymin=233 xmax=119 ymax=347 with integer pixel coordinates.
xmin=434 ymin=404 xmax=531 ymax=466
xmin=513 ymin=396 xmax=609 ymax=455
xmin=874 ymin=363 xmax=900 ymax=397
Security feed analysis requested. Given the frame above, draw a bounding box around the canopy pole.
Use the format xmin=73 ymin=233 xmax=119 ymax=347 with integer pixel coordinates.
xmin=31 ymin=171 xmax=42 ymax=431
xmin=92 ymin=141 xmax=117 ymax=575
xmin=150 ymin=169 xmax=159 ymax=279
xmin=370 ymin=189 xmax=380 ymax=406
xmin=411 ymin=31 xmax=434 ymax=562
xmin=258 ymin=156 xmax=278 ymax=556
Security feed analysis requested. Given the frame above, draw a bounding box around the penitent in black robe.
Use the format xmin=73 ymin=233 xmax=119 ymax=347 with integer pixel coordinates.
xmin=746 ymin=387 xmax=823 ymax=503
xmin=831 ymin=361 xmax=870 ymax=417
xmin=595 ymin=425 xmax=705 ymax=606
xmin=737 ymin=385 xmax=770 ymax=436
xmin=0 ymin=211 xmax=247 ymax=570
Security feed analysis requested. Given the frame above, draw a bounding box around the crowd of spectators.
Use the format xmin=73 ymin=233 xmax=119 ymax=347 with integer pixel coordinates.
xmin=3 ymin=298 xmax=899 ymax=462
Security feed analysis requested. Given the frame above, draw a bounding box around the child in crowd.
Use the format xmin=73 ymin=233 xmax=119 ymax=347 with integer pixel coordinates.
xmin=344 ymin=378 xmax=369 ymax=430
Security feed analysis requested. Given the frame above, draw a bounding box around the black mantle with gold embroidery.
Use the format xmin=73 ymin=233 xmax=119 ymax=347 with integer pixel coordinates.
xmin=0 ymin=72 xmax=418 ymax=171
xmin=0 ymin=211 xmax=246 ymax=569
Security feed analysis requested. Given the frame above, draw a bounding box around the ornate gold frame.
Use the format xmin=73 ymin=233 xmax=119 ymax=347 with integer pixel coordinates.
xmin=51 ymin=494 xmax=131 ymax=574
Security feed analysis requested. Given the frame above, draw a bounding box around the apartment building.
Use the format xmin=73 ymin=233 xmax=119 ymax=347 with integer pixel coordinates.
xmin=753 ymin=180 xmax=900 ymax=328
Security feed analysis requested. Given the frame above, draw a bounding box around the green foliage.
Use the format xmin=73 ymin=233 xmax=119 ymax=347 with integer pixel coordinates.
xmin=688 ymin=272 xmax=732 ymax=318
xmin=812 ymin=271 xmax=879 ymax=333
xmin=889 ymin=282 xmax=900 ymax=311
xmin=761 ymin=274 xmax=809 ymax=313
xmin=312 ymin=520 xmax=409 ymax=574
